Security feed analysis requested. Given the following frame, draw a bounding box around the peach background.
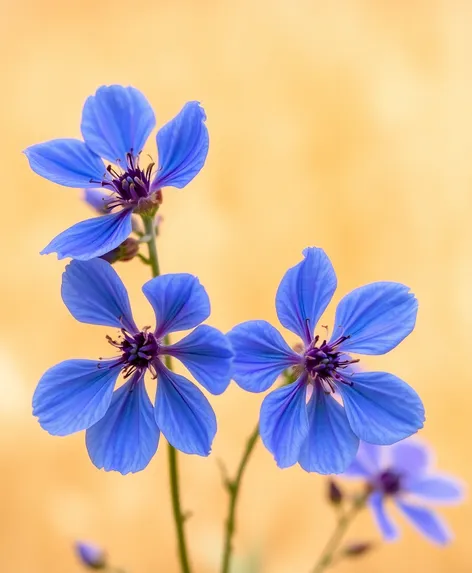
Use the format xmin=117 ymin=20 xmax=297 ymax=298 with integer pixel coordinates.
xmin=1 ymin=0 xmax=471 ymax=571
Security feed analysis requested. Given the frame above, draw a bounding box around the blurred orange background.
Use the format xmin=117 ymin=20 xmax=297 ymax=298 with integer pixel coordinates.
xmin=1 ymin=0 xmax=471 ymax=571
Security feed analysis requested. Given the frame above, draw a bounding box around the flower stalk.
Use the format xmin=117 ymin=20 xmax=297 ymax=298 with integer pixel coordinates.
xmin=142 ymin=214 xmax=192 ymax=573
xmin=310 ymin=493 xmax=369 ymax=573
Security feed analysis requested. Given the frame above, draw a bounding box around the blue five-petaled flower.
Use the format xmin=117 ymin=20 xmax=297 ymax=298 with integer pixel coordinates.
xmin=33 ymin=258 xmax=233 ymax=474
xmin=344 ymin=439 xmax=464 ymax=544
xmin=228 ymin=247 xmax=425 ymax=474
xmin=24 ymin=85 xmax=208 ymax=261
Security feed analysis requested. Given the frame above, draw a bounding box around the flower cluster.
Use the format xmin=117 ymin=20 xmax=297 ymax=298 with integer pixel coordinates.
xmin=27 ymin=85 xmax=427 ymax=476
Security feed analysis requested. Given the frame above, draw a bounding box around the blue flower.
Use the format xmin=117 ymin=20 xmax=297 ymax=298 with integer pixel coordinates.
xmin=228 ymin=247 xmax=425 ymax=474
xmin=33 ymin=259 xmax=233 ymax=474
xmin=75 ymin=541 xmax=107 ymax=569
xmin=344 ymin=439 xmax=464 ymax=544
xmin=24 ymin=85 xmax=208 ymax=261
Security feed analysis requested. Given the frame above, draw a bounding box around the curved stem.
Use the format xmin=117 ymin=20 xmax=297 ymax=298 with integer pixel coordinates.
xmin=221 ymin=425 xmax=259 ymax=573
xmin=310 ymin=494 xmax=368 ymax=573
xmin=143 ymin=215 xmax=192 ymax=573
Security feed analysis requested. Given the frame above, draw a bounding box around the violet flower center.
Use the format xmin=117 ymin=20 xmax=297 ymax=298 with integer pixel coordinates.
xmin=303 ymin=335 xmax=357 ymax=393
xmin=378 ymin=469 xmax=402 ymax=495
xmin=107 ymin=329 xmax=160 ymax=378
xmin=100 ymin=152 xmax=158 ymax=211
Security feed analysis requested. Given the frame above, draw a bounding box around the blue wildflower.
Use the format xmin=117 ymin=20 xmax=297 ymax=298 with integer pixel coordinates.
xmin=24 ymin=85 xmax=208 ymax=260
xmin=75 ymin=541 xmax=107 ymax=569
xmin=228 ymin=247 xmax=425 ymax=474
xmin=344 ymin=439 xmax=464 ymax=544
xmin=33 ymin=259 xmax=233 ymax=474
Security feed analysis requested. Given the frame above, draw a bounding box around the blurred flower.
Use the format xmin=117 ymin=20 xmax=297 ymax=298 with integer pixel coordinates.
xmin=344 ymin=440 xmax=464 ymax=544
xmin=33 ymin=259 xmax=233 ymax=474
xmin=229 ymin=247 xmax=424 ymax=474
xmin=24 ymin=85 xmax=208 ymax=260
xmin=75 ymin=541 xmax=106 ymax=569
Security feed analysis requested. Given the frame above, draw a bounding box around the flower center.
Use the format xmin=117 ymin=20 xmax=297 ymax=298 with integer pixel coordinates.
xmin=304 ymin=335 xmax=357 ymax=393
xmin=107 ymin=328 xmax=160 ymax=378
xmin=378 ymin=469 xmax=402 ymax=495
xmin=99 ymin=152 xmax=161 ymax=212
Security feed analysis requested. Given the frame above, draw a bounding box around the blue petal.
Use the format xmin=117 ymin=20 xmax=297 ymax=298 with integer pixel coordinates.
xmin=228 ymin=320 xmax=302 ymax=392
xmin=390 ymin=439 xmax=431 ymax=478
xmin=343 ymin=441 xmax=383 ymax=478
xmin=405 ymin=475 xmax=464 ymax=505
xmin=275 ymin=247 xmax=337 ymax=345
xmin=81 ymin=85 xmax=156 ymax=164
xmin=142 ymin=273 xmax=210 ymax=338
xmin=331 ymin=282 xmax=418 ymax=355
xmin=83 ymin=188 xmax=113 ymax=213
xmin=298 ymin=386 xmax=359 ymax=474
xmin=396 ymin=500 xmax=451 ymax=545
xmin=369 ymin=492 xmax=399 ymax=541
xmin=61 ymin=258 xmax=138 ymax=333
xmin=154 ymin=363 xmax=216 ymax=455
xmin=24 ymin=139 xmax=105 ymax=188
xmin=259 ymin=377 xmax=309 ymax=468
xmin=86 ymin=373 xmax=160 ymax=474
xmin=33 ymin=359 xmax=120 ymax=436
xmin=41 ymin=209 xmax=133 ymax=261
xmin=339 ymin=371 xmax=425 ymax=445
xmin=152 ymin=102 xmax=209 ymax=189
xmin=163 ymin=325 xmax=233 ymax=395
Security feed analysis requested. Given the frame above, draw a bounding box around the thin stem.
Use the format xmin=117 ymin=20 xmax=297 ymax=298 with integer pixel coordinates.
xmin=142 ymin=214 xmax=192 ymax=573
xmin=221 ymin=425 xmax=259 ymax=573
xmin=310 ymin=493 xmax=368 ymax=573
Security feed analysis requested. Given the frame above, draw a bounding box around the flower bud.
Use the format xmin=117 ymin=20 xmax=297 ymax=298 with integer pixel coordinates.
xmin=75 ymin=541 xmax=107 ymax=569
xmin=327 ymin=479 xmax=343 ymax=505
xmin=100 ymin=238 xmax=140 ymax=264
xmin=343 ymin=541 xmax=373 ymax=558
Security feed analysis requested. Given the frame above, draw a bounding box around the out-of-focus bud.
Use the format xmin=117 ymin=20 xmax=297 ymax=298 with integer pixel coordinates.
xmin=75 ymin=541 xmax=107 ymax=569
xmin=342 ymin=541 xmax=374 ymax=558
xmin=327 ymin=479 xmax=343 ymax=506
xmin=100 ymin=238 xmax=140 ymax=264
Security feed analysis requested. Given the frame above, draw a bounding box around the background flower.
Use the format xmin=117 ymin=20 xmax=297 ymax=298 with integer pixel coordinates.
xmin=344 ymin=439 xmax=464 ymax=545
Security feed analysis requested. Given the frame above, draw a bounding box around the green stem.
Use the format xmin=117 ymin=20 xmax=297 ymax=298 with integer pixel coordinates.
xmin=221 ymin=425 xmax=259 ymax=573
xmin=310 ymin=494 xmax=368 ymax=573
xmin=142 ymin=215 xmax=192 ymax=573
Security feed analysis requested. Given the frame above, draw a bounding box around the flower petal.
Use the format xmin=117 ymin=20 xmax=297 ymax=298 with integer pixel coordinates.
xmin=61 ymin=258 xmax=138 ymax=333
xmin=228 ymin=320 xmax=302 ymax=392
xmin=154 ymin=364 xmax=216 ymax=456
xmin=86 ymin=373 xmax=160 ymax=474
xmin=33 ymin=359 xmax=120 ymax=436
xmin=163 ymin=325 xmax=233 ymax=395
xmin=24 ymin=139 xmax=106 ymax=188
xmin=142 ymin=273 xmax=210 ymax=338
xmin=331 ymin=282 xmax=418 ymax=355
xmin=152 ymin=102 xmax=209 ymax=189
xmin=390 ymin=439 xmax=431 ymax=478
xmin=298 ymin=387 xmax=359 ymax=474
xmin=396 ymin=500 xmax=451 ymax=545
xmin=81 ymin=85 xmax=156 ymax=164
xmin=259 ymin=376 xmax=309 ymax=468
xmin=275 ymin=247 xmax=337 ymax=345
xmin=83 ymin=188 xmax=113 ymax=213
xmin=343 ymin=441 xmax=384 ymax=478
xmin=405 ymin=475 xmax=465 ymax=505
xmin=41 ymin=209 xmax=133 ymax=261
xmin=369 ymin=491 xmax=399 ymax=541
xmin=339 ymin=371 xmax=425 ymax=445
